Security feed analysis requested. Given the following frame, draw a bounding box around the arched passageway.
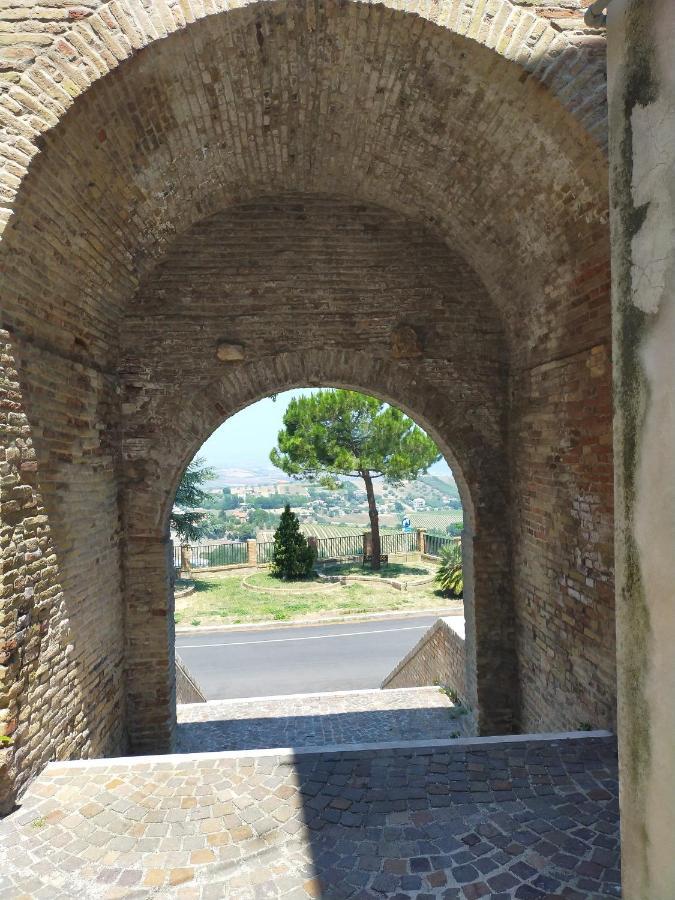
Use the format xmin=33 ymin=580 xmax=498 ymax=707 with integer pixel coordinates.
xmin=121 ymin=196 xmax=513 ymax=752
xmin=0 ymin=0 xmax=614 ymax=809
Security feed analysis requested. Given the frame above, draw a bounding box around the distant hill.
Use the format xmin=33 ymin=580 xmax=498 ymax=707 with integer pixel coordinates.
xmin=419 ymin=474 xmax=460 ymax=498
xmin=257 ymin=522 xmax=407 ymax=541
xmin=206 ymin=466 xmax=293 ymax=488
xmin=206 ymin=467 xmax=459 ymax=499
xmin=257 ymin=513 xmax=462 ymax=542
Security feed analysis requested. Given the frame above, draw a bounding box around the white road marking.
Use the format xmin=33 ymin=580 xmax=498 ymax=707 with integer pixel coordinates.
xmin=178 ymin=624 xmax=428 ymax=649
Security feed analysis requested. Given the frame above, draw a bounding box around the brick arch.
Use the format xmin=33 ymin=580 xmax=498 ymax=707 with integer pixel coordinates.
xmin=156 ymin=355 xmax=480 ymax=536
xmin=122 ymin=348 xmax=515 ymax=754
xmin=0 ymin=0 xmax=606 ymax=237
xmin=0 ymin=0 xmax=609 ymax=346
xmin=118 ymin=196 xmax=515 ymax=753
xmin=0 ymin=0 xmax=615 ymax=811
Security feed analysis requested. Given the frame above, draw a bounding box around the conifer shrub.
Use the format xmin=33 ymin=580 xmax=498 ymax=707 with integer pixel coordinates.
xmin=272 ymin=505 xmax=316 ymax=579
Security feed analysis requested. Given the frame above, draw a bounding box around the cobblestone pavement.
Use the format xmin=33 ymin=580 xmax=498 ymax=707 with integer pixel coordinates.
xmin=176 ymin=687 xmax=474 ymax=753
xmin=0 ymin=736 xmax=619 ymax=898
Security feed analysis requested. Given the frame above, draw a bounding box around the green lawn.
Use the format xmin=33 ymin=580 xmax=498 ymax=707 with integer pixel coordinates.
xmin=244 ymin=570 xmax=322 ymax=589
xmin=174 ymin=565 xmax=458 ymax=626
xmin=321 ymin=561 xmax=433 ymax=580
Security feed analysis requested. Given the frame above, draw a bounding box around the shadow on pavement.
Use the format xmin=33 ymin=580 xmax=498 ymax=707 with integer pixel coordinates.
xmin=288 ymin=737 xmax=621 ymax=898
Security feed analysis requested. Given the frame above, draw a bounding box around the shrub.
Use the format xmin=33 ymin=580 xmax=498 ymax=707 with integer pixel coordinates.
xmin=435 ymin=542 xmax=463 ymax=597
xmin=272 ymin=505 xmax=316 ymax=579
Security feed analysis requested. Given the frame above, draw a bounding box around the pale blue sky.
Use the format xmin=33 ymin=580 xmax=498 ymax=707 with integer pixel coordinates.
xmin=198 ymin=389 xmax=453 ymax=477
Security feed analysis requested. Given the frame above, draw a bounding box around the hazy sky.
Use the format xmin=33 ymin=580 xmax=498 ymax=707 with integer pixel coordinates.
xmin=198 ymin=389 xmax=453 ymax=477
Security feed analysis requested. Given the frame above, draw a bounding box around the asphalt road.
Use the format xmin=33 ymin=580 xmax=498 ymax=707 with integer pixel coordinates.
xmin=176 ymin=615 xmax=439 ymax=700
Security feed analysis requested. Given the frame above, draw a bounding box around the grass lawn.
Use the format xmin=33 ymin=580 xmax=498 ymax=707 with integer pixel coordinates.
xmin=174 ymin=564 xmax=460 ymax=626
xmin=321 ymin=561 xmax=434 ymax=580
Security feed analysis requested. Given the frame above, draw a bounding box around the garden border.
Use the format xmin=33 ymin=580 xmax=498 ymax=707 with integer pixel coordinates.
xmin=240 ymin=573 xmax=340 ymax=594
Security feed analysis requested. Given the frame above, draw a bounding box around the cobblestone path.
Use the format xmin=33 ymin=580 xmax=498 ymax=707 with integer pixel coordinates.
xmin=176 ymin=687 xmax=474 ymax=753
xmin=0 ymin=735 xmax=619 ymax=898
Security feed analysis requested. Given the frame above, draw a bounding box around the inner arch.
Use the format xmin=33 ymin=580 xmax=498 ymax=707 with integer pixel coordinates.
xmin=160 ymin=375 xmax=478 ymax=540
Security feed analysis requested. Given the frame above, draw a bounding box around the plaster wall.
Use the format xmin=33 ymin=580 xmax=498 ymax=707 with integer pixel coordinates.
xmin=607 ymin=1 xmax=675 ymax=896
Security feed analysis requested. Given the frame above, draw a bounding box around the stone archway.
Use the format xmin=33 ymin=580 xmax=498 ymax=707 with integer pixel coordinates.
xmin=0 ymin=0 xmax=607 ymax=233
xmin=0 ymin=0 xmax=614 ymax=811
xmin=128 ymin=357 xmax=509 ymax=749
xmin=118 ymin=194 xmax=514 ymax=754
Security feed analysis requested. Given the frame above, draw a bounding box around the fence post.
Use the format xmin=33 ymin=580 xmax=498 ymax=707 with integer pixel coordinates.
xmin=417 ymin=529 xmax=425 ymax=554
xmin=246 ymin=539 xmax=257 ymax=566
xmin=180 ymin=544 xmax=191 ymax=576
xmin=362 ymin=531 xmax=372 ymax=561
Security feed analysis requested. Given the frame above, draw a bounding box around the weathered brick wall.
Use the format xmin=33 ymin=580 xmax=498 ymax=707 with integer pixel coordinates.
xmin=0 ymin=2 xmax=607 ymax=143
xmin=382 ymin=617 xmax=467 ymax=701
xmin=0 ymin=332 xmax=126 ymax=812
xmin=175 ymin=653 xmax=206 ymax=705
xmin=0 ymin=0 xmax=614 ymax=807
xmin=508 ymin=228 xmax=615 ymax=731
xmin=511 ymin=340 xmax=616 ymax=732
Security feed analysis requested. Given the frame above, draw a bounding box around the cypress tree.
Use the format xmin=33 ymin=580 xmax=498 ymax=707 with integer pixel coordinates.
xmin=272 ymin=505 xmax=316 ymax=579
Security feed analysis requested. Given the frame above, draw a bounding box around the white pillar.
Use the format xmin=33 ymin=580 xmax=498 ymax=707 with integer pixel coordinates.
xmin=607 ymin=3 xmax=675 ymax=896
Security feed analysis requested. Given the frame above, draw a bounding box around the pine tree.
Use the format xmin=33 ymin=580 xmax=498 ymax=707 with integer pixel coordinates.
xmin=271 ymin=390 xmax=440 ymax=569
xmin=272 ymin=505 xmax=316 ymax=579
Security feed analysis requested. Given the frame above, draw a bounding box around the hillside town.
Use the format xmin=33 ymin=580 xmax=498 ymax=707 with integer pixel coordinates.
xmin=177 ymin=468 xmax=463 ymax=543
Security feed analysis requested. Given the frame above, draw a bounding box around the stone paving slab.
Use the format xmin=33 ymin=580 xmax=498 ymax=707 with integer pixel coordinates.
xmin=176 ymin=687 xmax=473 ymax=753
xmin=0 ymin=736 xmax=620 ymax=898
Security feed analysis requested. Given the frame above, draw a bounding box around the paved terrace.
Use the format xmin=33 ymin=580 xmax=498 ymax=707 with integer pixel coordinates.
xmin=176 ymin=687 xmax=474 ymax=753
xmin=0 ymin=733 xmax=619 ymax=899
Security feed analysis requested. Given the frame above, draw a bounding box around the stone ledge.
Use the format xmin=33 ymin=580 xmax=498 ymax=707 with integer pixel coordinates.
xmin=46 ymin=729 xmax=616 ymax=770
xmin=241 ymin=573 xmax=339 ymax=593
xmin=317 ymin=571 xmax=437 ymax=591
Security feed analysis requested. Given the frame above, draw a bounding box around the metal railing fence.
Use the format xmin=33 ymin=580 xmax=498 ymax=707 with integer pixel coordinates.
xmin=176 ymin=530 xmax=442 ymax=572
xmin=314 ymin=533 xmax=363 ymax=560
xmin=174 ymin=541 xmax=247 ymax=569
xmin=256 ymin=541 xmax=275 ymax=564
xmin=423 ymin=533 xmax=461 ymax=559
xmin=380 ymin=531 xmax=418 ymax=555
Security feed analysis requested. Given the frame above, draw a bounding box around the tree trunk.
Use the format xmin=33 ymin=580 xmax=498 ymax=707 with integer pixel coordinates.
xmin=362 ymin=470 xmax=381 ymax=571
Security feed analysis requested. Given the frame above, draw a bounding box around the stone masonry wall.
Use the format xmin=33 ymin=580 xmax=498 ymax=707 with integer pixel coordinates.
xmin=0 ymin=1 xmax=608 ymax=144
xmin=0 ymin=331 xmax=126 ymax=812
xmin=382 ymin=617 xmax=467 ymax=702
xmin=511 ymin=339 xmax=616 ymax=733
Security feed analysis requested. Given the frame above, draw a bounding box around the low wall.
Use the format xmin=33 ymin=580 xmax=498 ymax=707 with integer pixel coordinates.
xmin=382 ymin=616 xmax=466 ymax=701
xmin=176 ymin=654 xmax=207 ymax=704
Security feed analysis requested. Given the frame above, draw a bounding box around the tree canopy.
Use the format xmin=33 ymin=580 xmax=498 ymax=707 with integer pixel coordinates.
xmin=270 ymin=390 xmax=441 ymax=568
xmin=170 ymin=456 xmax=215 ymax=542
xmin=270 ymin=391 xmax=440 ymax=482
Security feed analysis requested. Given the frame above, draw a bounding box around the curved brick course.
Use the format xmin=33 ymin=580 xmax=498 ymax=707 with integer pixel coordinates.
xmin=0 ymin=0 xmax=606 ymax=213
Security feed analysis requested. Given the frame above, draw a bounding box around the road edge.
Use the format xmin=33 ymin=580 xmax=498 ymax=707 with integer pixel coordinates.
xmin=175 ymin=606 xmax=462 ymax=635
